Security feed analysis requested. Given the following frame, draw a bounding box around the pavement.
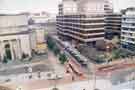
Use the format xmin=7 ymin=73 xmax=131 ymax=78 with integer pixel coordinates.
xmin=1 ymin=43 xmax=135 ymax=90
xmin=0 ymin=51 xmax=66 ymax=83
xmin=0 ymin=50 xmax=90 ymax=89
xmin=2 ymin=79 xmax=112 ymax=90
xmin=110 ymin=67 xmax=135 ymax=85
xmin=95 ymin=60 xmax=135 ymax=85
xmin=48 ymin=51 xmax=65 ymax=75
xmin=0 ymin=55 xmax=48 ymax=71
xmin=111 ymin=80 xmax=135 ymax=90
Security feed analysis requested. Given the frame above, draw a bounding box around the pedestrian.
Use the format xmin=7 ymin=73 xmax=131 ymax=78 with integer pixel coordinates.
xmin=29 ymin=74 xmax=32 ymax=79
xmin=72 ymin=76 xmax=75 ymax=81
xmin=38 ymin=71 xmax=41 ymax=78
xmin=24 ymin=66 xmax=28 ymax=73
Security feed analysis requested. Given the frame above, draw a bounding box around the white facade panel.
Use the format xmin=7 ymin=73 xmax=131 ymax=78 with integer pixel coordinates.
xmin=20 ymin=35 xmax=31 ymax=57
xmin=78 ymin=0 xmax=105 ymax=15
xmin=63 ymin=0 xmax=78 ymax=15
xmin=0 ymin=14 xmax=28 ymax=27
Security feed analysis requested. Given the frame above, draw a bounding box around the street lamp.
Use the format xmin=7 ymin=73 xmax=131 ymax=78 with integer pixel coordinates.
xmin=28 ymin=67 xmax=32 ymax=79
xmin=52 ymin=74 xmax=59 ymax=90
xmin=106 ymin=45 xmax=111 ymax=63
xmin=54 ymin=75 xmax=58 ymax=89
xmin=87 ymin=61 xmax=98 ymax=90
xmin=93 ymin=64 xmax=97 ymax=90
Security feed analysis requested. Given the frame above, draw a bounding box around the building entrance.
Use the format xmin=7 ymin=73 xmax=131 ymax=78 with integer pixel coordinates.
xmin=5 ymin=44 xmax=12 ymax=60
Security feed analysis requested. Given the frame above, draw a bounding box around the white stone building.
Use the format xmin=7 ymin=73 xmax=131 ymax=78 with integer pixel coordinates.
xmin=29 ymin=12 xmax=50 ymax=24
xmin=29 ymin=24 xmax=47 ymax=54
xmin=0 ymin=14 xmax=36 ymax=61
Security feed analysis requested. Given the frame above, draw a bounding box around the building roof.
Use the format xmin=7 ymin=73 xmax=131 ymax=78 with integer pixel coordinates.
xmin=0 ymin=13 xmax=28 ymax=16
xmin=0 ymin=30 xmax=32 ymax=37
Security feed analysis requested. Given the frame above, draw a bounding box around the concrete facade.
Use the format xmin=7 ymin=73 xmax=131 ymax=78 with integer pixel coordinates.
xmin=0 ymin=14 xmax=36 ymax=61
xmin=57 ymin=0 xmax=113 ymax=44
xmin=30 ymin=12 xmax=50 ymax=24
xmin=105 ymin=13 xmax=122 ymax=39
xmin=121 ymin=8 xmax=135 ymax=51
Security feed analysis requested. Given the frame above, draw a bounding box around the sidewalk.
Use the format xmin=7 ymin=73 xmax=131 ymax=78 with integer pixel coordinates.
xmin=0 ymin=55 xmax=48 ymax=71
xmin=2 ymin=79 xmax=112 ymax=90
xmin=48 ymin=51 xmax=65 ymax=75
xmin=40 ymin=80 xmax=112 ymax=90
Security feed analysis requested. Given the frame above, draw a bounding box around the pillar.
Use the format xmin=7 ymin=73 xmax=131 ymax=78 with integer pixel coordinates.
xmin=16 ymin=39 xmax=22 ymax=60
xmin=1 ymin=41 xmax=5 ymax=61
xmin=9 ymin=40 xmax=15 ymax=60
xmin=0 ymin=41 xmax=3 ymax=62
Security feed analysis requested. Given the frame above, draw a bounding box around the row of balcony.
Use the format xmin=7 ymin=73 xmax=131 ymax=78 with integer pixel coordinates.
xmin=58 ymin=31 xmax=104 ymax=42
xmin=57 ymin=27 xmax=104 ymax=36
xmin=57 ymin=24 xmax=105 ymax=30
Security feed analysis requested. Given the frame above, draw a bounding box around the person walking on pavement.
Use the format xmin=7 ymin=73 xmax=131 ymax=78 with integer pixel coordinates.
xmin=72 ymin=76 xmax=75 ymax=81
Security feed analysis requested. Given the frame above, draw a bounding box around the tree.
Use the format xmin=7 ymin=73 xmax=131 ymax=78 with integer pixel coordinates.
xmin=52 ymin=88 xmax=59 ymax=90
xmin=111 ymin=49 xmax=121 ymax=59
xmin=46 ymin=37 xmax=55 ymax=50
xmin=95 ymin=55 xmax=105 ymax=64
xmin=53 ymin=46 xmax=60 ymax=56
xmin=111 ymin=36 xmax=120 ymax=47
xmin=59 ymin=53 xmax=67 ymax=64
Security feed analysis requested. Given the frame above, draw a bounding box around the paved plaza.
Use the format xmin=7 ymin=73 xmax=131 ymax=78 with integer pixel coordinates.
xmin=2 ymin=79 xmax=112 ymax=90
xmin=0 ymin=51 xmax=66 ymax=83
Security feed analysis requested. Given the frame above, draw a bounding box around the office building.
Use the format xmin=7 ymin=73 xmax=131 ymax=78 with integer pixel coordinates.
xmin=105 ymin=13 xmax=122 ymax=39
xmin=57 ymin=0 xmax=107 ymax=44
xmin=104 ymin=0 xmax=113 ymax=14
xmin=104 ymin=0 xmax=122 ymax=39
xmin=121 ymin=8 xmax=135 ymax=51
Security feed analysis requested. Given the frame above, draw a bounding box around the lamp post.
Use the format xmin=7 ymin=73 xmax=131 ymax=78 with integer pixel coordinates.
xmin=93 ymin=64 xmax=97 ymax=90
xmin=52 ymin=71 xmax=59 ymax=90
xmin=87 ymin=61 xmax=98 ymax=90
xmin=28 ymin=67 xmax=32 ymax=79
xmin=54 ymin=74 xmax=58 ymax=90
xmin=87 ymin=61 xmax=91 ymax=85
xmin=106 ymin=45 xmax=110 ymax=63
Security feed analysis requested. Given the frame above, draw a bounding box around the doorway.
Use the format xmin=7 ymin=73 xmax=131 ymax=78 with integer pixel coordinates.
xmin=5 ymin=44 xmax=12 ymax=60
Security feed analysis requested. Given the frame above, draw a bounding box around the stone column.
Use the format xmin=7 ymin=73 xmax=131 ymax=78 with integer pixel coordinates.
xmin=9 ymin=40 xmax=15 ymax=60
xmin=12 ymin=40 xmax=17 ymax=60
xmin=0 ymin=41 xmax=3 ymax=62
xmin=1 ymin=40 xmax=5 ymax=61
xmin=16 ymin=39 xmax=22 ymax=60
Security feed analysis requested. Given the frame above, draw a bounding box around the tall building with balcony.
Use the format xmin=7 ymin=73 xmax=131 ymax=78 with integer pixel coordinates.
xmin=57 ymin=0 xmax=106 ymax=44
xmin=0 ymin=14 xmax=36 ymax=62
xmin=104 ymin=0 xmax=113 ymax=14
xmin=105 ymin=13 xmax=122 ymax=39
xmin=121 ymin=8 xmax=135 ymax=51
xmin=104 ymin=0 xmax=122 ymax=39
